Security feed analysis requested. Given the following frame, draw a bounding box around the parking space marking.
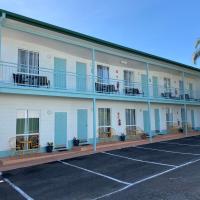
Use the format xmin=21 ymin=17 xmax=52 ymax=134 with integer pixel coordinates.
xmin=0 ymin=180 xmax=4 ymax=183
xmin=136 ymin=146 xmax=200 ymax=156
xmin=102 ymin=152 xmax=176 ymax=167
xmin=4 ymin=178 xmax=33 ymax=200
xmin=58 ymin=160 xmax=131 ymax=185
xmin=93 ymin=157 xmax=200 ymax=199
xmin=160 ymin=141 xmax=200 ymax=147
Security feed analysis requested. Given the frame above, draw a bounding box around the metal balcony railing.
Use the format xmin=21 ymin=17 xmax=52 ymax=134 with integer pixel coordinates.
xmin=0 ymin=61 xmax=200 ymax=102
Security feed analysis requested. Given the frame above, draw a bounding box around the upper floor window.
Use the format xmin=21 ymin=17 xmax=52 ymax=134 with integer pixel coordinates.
xmin=18 ymin=49 xmax=39 ymax=74
xmin=97 ymin=65 xmax=109 ymax=84
xmin=124 ymin=70 xmax=134 ymax=88
xmin=164 ymin=78 xmax=171 ymax=91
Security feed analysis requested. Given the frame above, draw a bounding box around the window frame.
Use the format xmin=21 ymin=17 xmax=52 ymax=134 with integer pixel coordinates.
xmin=18 ymin=49 xmax=39 ymax=75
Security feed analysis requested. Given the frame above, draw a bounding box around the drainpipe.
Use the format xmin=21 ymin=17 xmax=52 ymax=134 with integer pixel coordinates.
xmin=146 ymin=63 xmax=152 ymax=142
xmin=0 ymin=12 xmax=6 ymax=62
xmin=182 ymin=72 xmax=188 ymax=136
xmin=92 ymin=48 xmax=97 ymax=151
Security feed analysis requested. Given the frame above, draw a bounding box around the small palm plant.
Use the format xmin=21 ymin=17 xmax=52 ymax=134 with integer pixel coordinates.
xmin=193 ymin=38 xmax=200 ymax=64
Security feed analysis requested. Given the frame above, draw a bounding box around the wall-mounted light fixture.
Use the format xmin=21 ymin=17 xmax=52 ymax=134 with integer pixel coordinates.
xmin=120 ymin=60 xmax=127 ymax=65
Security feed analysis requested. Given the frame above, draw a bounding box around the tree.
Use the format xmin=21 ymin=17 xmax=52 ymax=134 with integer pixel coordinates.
xmin=193 ymin=38 xmax=200 ymax=64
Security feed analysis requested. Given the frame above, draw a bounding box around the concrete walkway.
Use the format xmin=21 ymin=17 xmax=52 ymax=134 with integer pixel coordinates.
xmin=0 ymin=132 xmax=199 ymax=172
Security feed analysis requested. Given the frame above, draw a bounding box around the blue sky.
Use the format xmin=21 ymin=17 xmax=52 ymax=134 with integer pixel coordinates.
xmin=0 ymin=0 xmax=199 ymax=67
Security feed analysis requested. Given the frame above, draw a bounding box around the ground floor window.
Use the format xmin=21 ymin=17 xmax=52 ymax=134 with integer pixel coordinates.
xmin=166 ymin=108 xmax=173 ymax=129
xmin=98 ymin=108 xmax=111 ymax=136
xmin=16 ymin=110 xmax=40 ymax=150
xmin=125 ymin=109 xmax=136 ymax=135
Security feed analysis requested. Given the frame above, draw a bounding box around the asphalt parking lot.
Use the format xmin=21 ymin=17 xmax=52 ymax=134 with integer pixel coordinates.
xmin=1 ymin=135 xmax=200 ymax=200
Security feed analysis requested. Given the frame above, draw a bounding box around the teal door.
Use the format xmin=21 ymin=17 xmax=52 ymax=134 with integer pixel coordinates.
xmin=76 ymin=62 xmax=86 ymax=91
xmin=54 ymin=57 xmax=66 ymax=89
xmin=191 ymin=110 xmax=195 ymax=129
xmin=77 ymin=109 xmax=88 ymax=142
xmin=154 ymin=109 xmax=160 ymax=133
xmin=54 ymin=112 xmax=67 ymax=148
xmin=152 ymin=76 xmax=158 ymax=98
xmin=141 ymin=74 xmax=148 ymax=97
xmin=143 ymin=110 xmax=149 ymax=134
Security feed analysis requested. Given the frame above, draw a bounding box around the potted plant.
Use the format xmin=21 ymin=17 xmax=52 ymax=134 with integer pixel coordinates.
xmin=46 ymin=142 xmax=53 ymax=153
xmin=141 ymin=133 xmax=147 ymax=139
xmin=178 ymin=127 xmax=184 ymax=133
xmin=73 ymin=137 xmax=80 ymax=146
xmin=119 ymin=133 xmax=126 ymax=141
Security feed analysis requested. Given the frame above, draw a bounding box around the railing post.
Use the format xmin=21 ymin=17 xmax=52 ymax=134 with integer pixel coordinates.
xmin=146 ymin=63 xmax=152 ymax=142
xmin=182 ymin=72 xmax=188 ymax=136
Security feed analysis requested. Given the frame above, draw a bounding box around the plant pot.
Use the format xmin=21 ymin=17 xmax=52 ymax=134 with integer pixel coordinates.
xmin=46 ymin=145 xmax=53 ymax=153
xmin=119 ymin=135 xmax=126 ymax=141
xmin=179 ymin=128 xmax=183 ymax=133
xmin=73 ymin=139 xmax=80 ymax=146
xmin=141 ymin=134 xmax=147 ymax=139
xmin=107 ymin=132 xmax=112 ymax=138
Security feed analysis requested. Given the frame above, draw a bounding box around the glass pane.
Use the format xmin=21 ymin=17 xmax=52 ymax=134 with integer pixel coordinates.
xmin=16 ymin=118 xmax=25 ymax=135
xmin=29 ymin=135 xmax=39 ymax=149
xmin=28 ymin=118 xmax=39 ymax=134
xmin=18 ymin=49 xmax=28 ymax=73
xmin=98 ymin=108 xmax=104 ymax=126
xmin=106 ymin=108 xmax=111 ymax=126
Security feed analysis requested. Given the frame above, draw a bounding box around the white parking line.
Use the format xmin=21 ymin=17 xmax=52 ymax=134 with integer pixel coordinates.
xmin=4 ymin=178 xmax=33 ymax=200
xmin=0 ymin=180 xmax=4 ymax=183
xmin=58 ymin=160 xmax=131 ymax=185
xmin=93 ymin=157 xmax=200 ymax=199
xmin=160 ymin=141 xmax=200 ymax=147
xmin=102 ymin=152 xmax=176 ymax=167
xmin=136 ymin=146 xmax=200 ymax=156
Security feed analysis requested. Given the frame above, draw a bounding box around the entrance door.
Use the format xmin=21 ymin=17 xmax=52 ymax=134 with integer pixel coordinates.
xmin=143 ymin=110 xmax=149 ymax=134
xmin=141 ymin=74 xmax=148 ymax=97
xmin=152 ymin=76 xmax=158 ymax=98
xmin=77 ymin=109 xmax=88 ymax=142
xmin=54 ymin=112 xmax=67 ymax=148
xmin=191 ymin=110 xmax=195 ymax=129
xmin=54 ymin=57 xmax=66 ymax=89
xmin=154 ymin=109 xmax=160 ymax=133
xmin=76 ymin=62 xmax=86 ymax=91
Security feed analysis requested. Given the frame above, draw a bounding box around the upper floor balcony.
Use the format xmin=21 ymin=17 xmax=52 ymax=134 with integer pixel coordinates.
xmin=0 ymin=61 xmax=200 ymax=104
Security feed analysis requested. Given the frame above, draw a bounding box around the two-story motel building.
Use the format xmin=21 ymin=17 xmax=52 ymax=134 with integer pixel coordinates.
xmin=0 ymin=9 xmax=200 ymax=157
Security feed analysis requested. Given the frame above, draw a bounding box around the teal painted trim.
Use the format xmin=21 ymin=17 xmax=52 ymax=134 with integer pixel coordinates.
xmin=1 ymin=85 xmax=200 ymax=106
xmin=0 ymin=147 xmax=46 ymax=158
xmin=1 ymin=9 xmax=200 ymax=74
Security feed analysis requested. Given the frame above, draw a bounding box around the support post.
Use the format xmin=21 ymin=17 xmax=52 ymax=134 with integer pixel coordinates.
xmin=182 ymin=72 xmax=188 ymax=136
xmin=92 ymin=48 xmax=96 ymax=93
xmin=93 ymin=98 xmax=96 ymax=151
xmin=146 ymin=63 xmax=152 ymax=142
xmin=91 ymin=48 xmax=97 ymax=151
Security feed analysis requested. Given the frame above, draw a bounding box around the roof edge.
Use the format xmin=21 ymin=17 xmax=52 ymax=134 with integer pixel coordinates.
xmin=0 ymin=9 xmax=199 ymax=73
